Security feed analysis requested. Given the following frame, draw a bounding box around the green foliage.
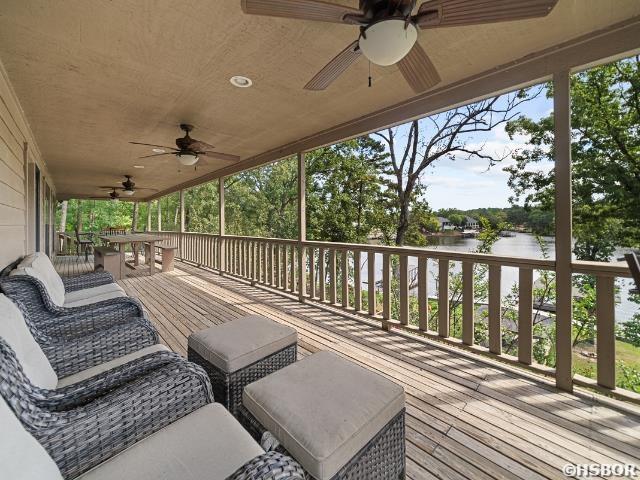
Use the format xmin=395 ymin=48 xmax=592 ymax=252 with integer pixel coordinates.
xmin=57 ymin=199 xmax=134 ymax=233
xmin=617 ymin=361 xmax=640 ymax=393
xmin=619 ymin=316 xmax=640 ymax=347
xmin=505 ymin=56 xmax=640 ymax=256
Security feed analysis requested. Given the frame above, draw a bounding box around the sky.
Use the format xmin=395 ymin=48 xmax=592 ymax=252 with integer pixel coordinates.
xmin=385 ymin=88 xmax=555 ymax=211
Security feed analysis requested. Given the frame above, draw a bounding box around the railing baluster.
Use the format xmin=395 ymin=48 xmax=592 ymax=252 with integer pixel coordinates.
xmin=488 ymin=264 xmax=502 ymax=355
xmin=418 ymin=257 xmax=428 ymax=331
xmin=399 ymin=254 xmax=409 ymax=326
xmin=262 ymin=242 xmax=268 ymax=284
xmin=353 ymin=250 xmax=361 ymax=312
xmin=341 ymin=249 xmax=349 ymax=309
xmin=596 ymin=275 xmax=616 ymax=389
xmin=270 ymin=243 xmax=276 ymax=286
xmin=368 ymin=251 xmax=376 ymax=316
xmin=438 ymin=259 xmax=449 ymax=337
xmin=382 ymin=253 xmax=391 ymax=330
xmin=462 ymin=261 xmax=474 ymax=345
xmin=290 ymin=244 xmax=296 ymax=293
xmin=274 ymin=243 xmax=281 ymax=288
xmin=298 ymin=243 xmax=306 ymax=300
xmin=283 ymin=245 xmax=289 ymax=290
xmin=319 ymin=247 xmax=326 ymax=302
xmin=518 ymin=268 xmax=533 ymax=364
xmin=309 ymin=247 xmax=316 ymax=299
xmin=329 ymin=249 xmax=337 ymax=304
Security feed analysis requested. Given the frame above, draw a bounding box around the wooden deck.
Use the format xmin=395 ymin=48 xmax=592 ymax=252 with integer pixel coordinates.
xmin=54 ymin=255 xmax=640 ymax=480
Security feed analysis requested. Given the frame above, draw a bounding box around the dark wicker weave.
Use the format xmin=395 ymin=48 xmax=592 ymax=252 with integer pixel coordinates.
xmin=228 ymin=451 xmax=307 ymax=480
xmin=0 ymin=337 xmax=214 ymax=479
xmin=239 ymin=406 xmax=406 ymax=480
xmin=188 ymin=343 xmax=297 ymax=418
xmin=0 ymin=274 xmax=145 ymax=329
xmin=61 ymin=271 xmax=114 ymax=292
xmin=13 ymin=297 xmax=160 ymax=377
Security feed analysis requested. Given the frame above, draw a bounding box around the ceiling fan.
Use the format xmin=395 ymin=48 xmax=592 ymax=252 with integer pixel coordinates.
xmin=90 ymin=188 xmax=121 ymax=202
xmin=241 ymin=0 xmax=559 ymax=93
xmin=97 ymin=175 xmax=158 ymax=198
xmin=130 ymin=124 xmax=240 ymax=167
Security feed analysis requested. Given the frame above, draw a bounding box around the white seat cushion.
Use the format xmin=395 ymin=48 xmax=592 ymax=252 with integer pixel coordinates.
xmin=188 ymin=315 xmax=297 ymax=373
xmin=0 ymin=396 xmax=63 ymax=480
xmin=243 ymin=351 xmax=405 ymax=480
xmin=78 ymin=403 xmax=264 ymax=480
xmin=63 ymin=283 xmax=126 ymax=308
xmin=57 ymin=344 xmax=170 ymax=388
xmin=11 ymin=252 xmax=66 ymax=307
xmin=0 ymin=294 xmax=58 ymax=389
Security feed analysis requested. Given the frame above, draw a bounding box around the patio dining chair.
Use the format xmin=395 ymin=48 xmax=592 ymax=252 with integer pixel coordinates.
xmin=75 ymin=227 xmax=95 ymax=262
xmin=625 ymin=251 xmax=640 ymax=294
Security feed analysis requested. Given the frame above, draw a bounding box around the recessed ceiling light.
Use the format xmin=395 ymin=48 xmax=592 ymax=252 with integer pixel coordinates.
xmin=230 ymin=76 xmax=252 ymax=88
xmin=133 ymin=165 xmax=145 ymax=169
xmin=152 ymin=148 xmax=166 ymax=153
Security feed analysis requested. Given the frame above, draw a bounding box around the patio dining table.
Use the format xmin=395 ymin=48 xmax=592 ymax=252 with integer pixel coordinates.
xmin=99 ymin=233 xmax=164 ymax=277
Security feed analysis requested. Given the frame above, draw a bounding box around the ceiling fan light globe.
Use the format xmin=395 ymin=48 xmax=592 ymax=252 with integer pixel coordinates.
xmin=358 ymin=19 xmax=418 ymax=66
xmin=177 ymin=153 xmax=199 ymax=166
xmin=123 ymin=189 xmax=135 ymax=196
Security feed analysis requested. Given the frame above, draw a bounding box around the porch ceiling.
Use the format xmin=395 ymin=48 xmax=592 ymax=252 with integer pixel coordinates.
xmin=1 ymin=0 xmax=639 ymax=201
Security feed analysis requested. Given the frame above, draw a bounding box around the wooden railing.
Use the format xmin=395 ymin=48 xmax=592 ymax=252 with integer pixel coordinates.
xmin=147 ymin=231 xmax=635 ymax=400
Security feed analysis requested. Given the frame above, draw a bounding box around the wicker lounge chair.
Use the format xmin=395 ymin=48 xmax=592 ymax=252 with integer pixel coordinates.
xmin=1 ymin=395 xmax=305 ymax=480
xmin=1 ymin=294 xmax=163 ymax=382
xmin=0 ymin=335 xmax=214 ymax=479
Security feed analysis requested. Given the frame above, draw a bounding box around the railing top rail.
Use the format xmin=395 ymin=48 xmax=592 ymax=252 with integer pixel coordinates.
xmin=157 ymin=231 xmax=632 ymax=276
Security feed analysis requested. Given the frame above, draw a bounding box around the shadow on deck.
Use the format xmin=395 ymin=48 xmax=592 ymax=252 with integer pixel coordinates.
xmin=53 ymin=255 xmax=640 ymax=480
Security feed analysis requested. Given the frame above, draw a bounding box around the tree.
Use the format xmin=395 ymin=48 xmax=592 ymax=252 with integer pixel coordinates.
xmin=306 ymin=137 xmax=388 ymax=243
xmin=58 ymin=200 xmax=68 ymax=232
xmin=505 ymin=56 xmax=640 ymax=259
xmin=373 ymin=91 xmax=536 ymax=246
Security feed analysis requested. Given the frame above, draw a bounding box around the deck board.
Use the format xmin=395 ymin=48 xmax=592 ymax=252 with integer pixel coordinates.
xmin=54 ymin=255 xmax=640 ymax=480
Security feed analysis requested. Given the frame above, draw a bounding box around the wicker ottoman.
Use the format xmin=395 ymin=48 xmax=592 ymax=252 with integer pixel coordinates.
xmin=240 ymin=351 xmax=406 ymax=480
xmin=187 ymin=315 xmax=297 ymax=417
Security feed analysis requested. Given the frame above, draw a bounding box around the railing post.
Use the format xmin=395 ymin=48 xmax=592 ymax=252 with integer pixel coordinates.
xmin=596 ymin=275 xmax=616 ymax=390
xmin=418 ymin=257 xmax=428 ymax=331
xmin=179 ymin=189 xmax=185 ymax=259
xmin=488 ymin=265 xmax=502 ymax=355
xmin=554 ymin=70 xmax=573 ymax=392
xmin=329 ymin=249 xmax=337 ymax=304
xmin=297 ymin=152 xmax=306 ymax=301
xmin=368 ymin=251 xmax=376 ymax=316
xmin=438 ymin=259 xmax=449 ymax=337
xmin=341 ymin=249 xmax=349 ymax=309
xmin=382 ymin=252 xmax=391 ymax=331
xmin=145 ymin=201 xmax=150 ymax=232
xmin=218 ymin=178 xmax=226 ymax=274
xmin=518 ymin=268 xmax=534 ymax=364
xmin=319 ymin=247 xmax=326 ymax=302
xmin=462 ymin=261 xmax=474 ymax=345
xmin=399 ymin=254 xmax=409 ymax=326
xmin=353 ymin=250 xmax=362 ymax=312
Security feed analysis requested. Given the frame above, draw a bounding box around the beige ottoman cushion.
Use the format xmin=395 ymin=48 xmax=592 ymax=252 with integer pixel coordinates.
xmin=188 ymin=315 xmax=297 ymax=373
xmin=243 ymin=351 xmax=405 ymax=480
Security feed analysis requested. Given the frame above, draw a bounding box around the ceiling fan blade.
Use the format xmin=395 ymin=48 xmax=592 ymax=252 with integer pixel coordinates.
xmin=305 ymin=40 xmax=361 ymax=91
xmin=190 ymin=140 xmax=217 ymax=152
xmin=397 ymin=43 xmax=441 ymax=94
xmin=416 ymin=0 xmax=558 ymax=28
xmin=201 ymin=151 xmax=241 ymax=163
xmin=129 ymin=142 xmax=179 ymax=151
xmin=241 ymin=0 xmax=362 ymax=24
xmin=137 ymin=153 xmax=175 ymax=159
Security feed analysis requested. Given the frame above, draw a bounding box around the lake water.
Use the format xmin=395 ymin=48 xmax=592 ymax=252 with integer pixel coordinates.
xmin=361 ymin=232 xmax=638 ymax=323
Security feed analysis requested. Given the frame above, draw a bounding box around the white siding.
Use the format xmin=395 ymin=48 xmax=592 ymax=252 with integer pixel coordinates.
xmin=0 ymin=61 xmax=51 ymax=270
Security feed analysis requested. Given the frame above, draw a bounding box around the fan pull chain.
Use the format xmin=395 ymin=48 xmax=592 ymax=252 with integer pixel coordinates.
xmin=368 ymin=61 xmax=372 ymax=88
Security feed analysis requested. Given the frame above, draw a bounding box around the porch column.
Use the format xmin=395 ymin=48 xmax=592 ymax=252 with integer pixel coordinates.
xmin=146 ymin=201 xmax=152 ymax=232
xmin=157 ymin=199 xmax=162 ymax=231
xmin=554 ymin=70 xmax=573 ymax=392
xmin=219 ymin=178 xmax=225 ymax=273
xmin=297 ymin=152 xmax=306 ymax=301
xmin=179 ymin=189 xmax=185 ymax=258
